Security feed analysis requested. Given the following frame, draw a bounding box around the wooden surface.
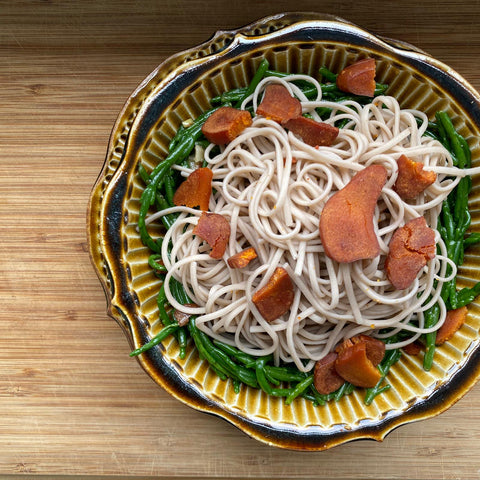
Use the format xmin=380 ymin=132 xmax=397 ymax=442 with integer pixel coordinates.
xmin=2 ymin=1 xmax=480 ymax=478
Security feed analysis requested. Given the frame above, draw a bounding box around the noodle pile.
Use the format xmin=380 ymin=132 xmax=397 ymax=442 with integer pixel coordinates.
xmin=147 ymin=74 xmax=471 ymax=373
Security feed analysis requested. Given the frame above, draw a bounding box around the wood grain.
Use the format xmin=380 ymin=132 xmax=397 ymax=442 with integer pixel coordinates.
xmin=1 ymin=0 xmax=480 ymax=478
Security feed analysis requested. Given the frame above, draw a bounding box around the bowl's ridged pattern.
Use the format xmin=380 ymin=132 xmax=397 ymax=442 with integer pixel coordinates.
xmin=88 ymin=13 xmax=480 ymax=450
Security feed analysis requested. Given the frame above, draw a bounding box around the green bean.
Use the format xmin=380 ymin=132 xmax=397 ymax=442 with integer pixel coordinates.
xmin=441 ymin=277 xmax=456 ymax=311
xmin=439 ymin=233 xmax=462 ymax=309
xmin=147 ymin=152 xmax=179 ymax=190
xmin=460 ymin=135 xmax=472 ymax=168
xmin=451 ymin=240 xmax=465 ymax=267
xmin=365 ymin=348 xmax=401 ymax=404
xmin=298 ymin=382 xmax=354 ymax=404
xmin=454 ymin=180 xmax=471 ymax=233
xmin=148 ymin=254 xmax=167 ymax=274
xmin=167 ymin=279 xmax=191 ymax=359
xmin=157 ymin=283 xmax=175 ymax=326
xmin=232 ymin=379 xmax=241 ymax=394
xmin=137 ymin=103 xmax=224 ymax=253
xmin=457 ymin=242 xmax=465 ymax=269
xmin=162 ymin=279 xmax=189 ymax=359
xmin=308 ymin=385 xmax=326 ymax=406
xmin=464 ymin=233 xmax=480 ymax=248
xmin=434 ymin=114 xmax=448 ymax=148
xmin=210 ymin=87 xmax=247 ymax=105
xmin=456 ymin=282 xmax=480 ymax=308
xmin=168 ymin=124 xmax=186 ymax=152
xmin=285 ymin=375 xmax=314 ymax=405
xmin=236 ymin=59 xmax=269 ymax=105
xmin=154 ymin=193 xmax=176 ymax=230
xmin=157 ymin=283 xmax=187 ymax=359
xmin=204 ymin=339 xmax=253 ymax=376
xmin=423 ymin=303 xmax=440 ymax=371
xmin=379 ymin=349 xmax=402 ymax=377
xmin=211 ymin=59 xmax=270 ymax=106
xmin=177 ymin=331 xmax=187 ymax=359
xmin=255 ymin=357 xmax=273 ymax=395
xmin=218 ymin=58 xmax=268 ymax=108
xmin=436 ymin=224 xmax=447 ymax=244
xmin=335 ymin=118 xmax=350 ymax=129
xmin=169 ymin=277 xmax=189 ymax=304
xmin=263 ymin=367 xmax=281 ymax=386
xmin=196 ymin=139 xmax=211 ymax=150
xmin=333 ymin=381 xmax=355 ymax=402
xmin=138 ymin=164 xmax=151 ymax=185
xmin=316 ymin=106 xmax=333 ymax=119
xmin=253 ymin=362 xmax=316 ymax=403
xmin=150 ymin=106 xmax=220 ymax=179
xmin=436 ymin=112 xmax=465 ymax=167
xmin=129 ymin=323 xmax=180 ymax=357
xmin=270 ymin=387 xmax=292 ymax=398
xmin=188 ymin=318 xmax=258 ymax=387
xmin=301 ymin=392 xmax=322 ymax=406
xmin=319 ymin=66 xmax=338 ymax=83
xmin=418 ymin=119 xmax=442 ymax=141
xmin=138 ymin=184 xmax=161 ymax=252
xmin=187 ymin=318 xmax=229 ymax=379
xmin=440 ymin=199 xmax=455 ymax=240
xmin=164 ymin=172 xmax=176 ymax=206
xmin=375 ymin=83 xmax=390 ymax=96
xmin=213 ymin=340 xmax=256 ymax=368
xmin=210 ymin=345 xmax=258 ymax=388
xmin=264 ymin=365 xmax=308 ymax=383
xmin=141 ymin=111 xmax=218 ymax=240
xmin=365 ymin=385 xmax=391 ymax=405
xmin=434 ymin=112 xmax=479 ymax=310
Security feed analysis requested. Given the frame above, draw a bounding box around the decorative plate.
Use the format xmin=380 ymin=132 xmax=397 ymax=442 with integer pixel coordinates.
xmin=87 ymin=12 xmax=480 ymax=450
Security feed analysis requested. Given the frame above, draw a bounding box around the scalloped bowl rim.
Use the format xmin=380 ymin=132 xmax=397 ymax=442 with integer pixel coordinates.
xmin=87 ymin=12 xmax=480 ymax=450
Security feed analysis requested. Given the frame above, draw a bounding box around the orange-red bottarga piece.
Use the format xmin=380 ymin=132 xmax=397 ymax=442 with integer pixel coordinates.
xmin=256 ymin=84 xmax=302 ymax=124
xmin=336 ymin=58 xmax=376 ymax=97
xmin=313 ymin=352 xmax=345 ymax=395
xmin=351 ymin=334 xmax=386 ymax=366
xmin=319 ymin=165 xmax=388 ymax=263
xmin=384 ymin=217 xmax=436 ymax=290
xmin=435 ymin=306 xmax=468 ymax=345
xmin=335 ymin=335 xmax=385 ymax=388
xmin=192 ymin=212 xmax=230 ymax=259
xmin=201 ymin=106 xmax=252 ymax=145
xmin=402 ymin=341 xmax=423 ymax=356
xmin=393 ymin=154 xmax=437 ymax=200
xmin=252 ymin=267 xmax=294 ymax=322
xmin=227 ymin=247 xmax=258 ymax=269
xmin=283 ymin=116 xmax=339 ymax=147
xmin=173 ymin=167 xmax=213 ymax=211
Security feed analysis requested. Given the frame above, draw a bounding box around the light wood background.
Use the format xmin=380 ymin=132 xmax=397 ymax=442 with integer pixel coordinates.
xmin=2 ymin=1 xmax=480 ymax=478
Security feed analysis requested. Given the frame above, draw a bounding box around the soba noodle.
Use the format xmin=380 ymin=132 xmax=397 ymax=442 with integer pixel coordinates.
xmin=146 ymin=74 xmax=475 ymax=373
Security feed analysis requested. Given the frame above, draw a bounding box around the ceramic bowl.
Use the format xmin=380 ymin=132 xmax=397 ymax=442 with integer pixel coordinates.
xmin=88 ymin=12 xmax=480 ymax=450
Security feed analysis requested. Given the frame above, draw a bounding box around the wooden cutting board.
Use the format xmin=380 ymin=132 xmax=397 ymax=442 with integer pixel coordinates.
xmin=1 ymin=1 xmax=480 ymax=478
